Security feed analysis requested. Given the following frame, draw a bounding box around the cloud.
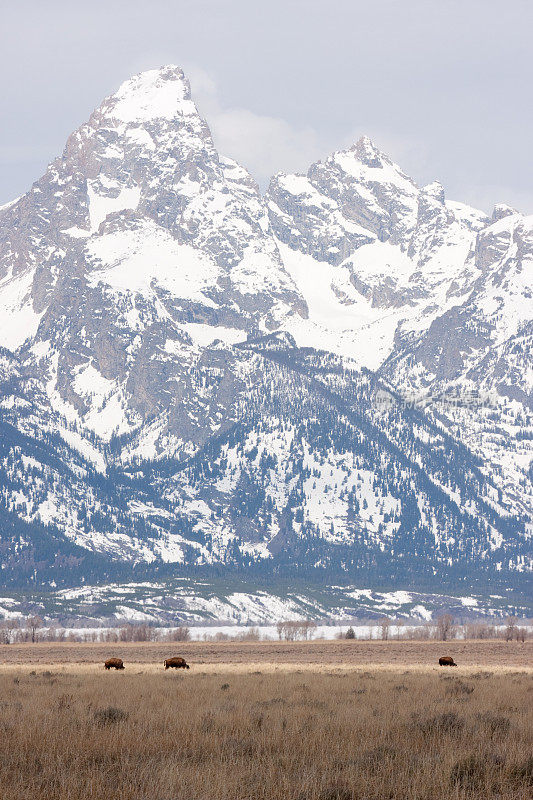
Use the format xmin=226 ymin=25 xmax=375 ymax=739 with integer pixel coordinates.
xmin=187 ymin=66 xmax=324 ymax=187
xmin=186 ymin=67 xmax=436 ymax=194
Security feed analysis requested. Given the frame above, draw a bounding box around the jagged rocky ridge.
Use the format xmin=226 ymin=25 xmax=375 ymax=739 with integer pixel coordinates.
xmin=0 ymin=66 xmax=531 ymax=597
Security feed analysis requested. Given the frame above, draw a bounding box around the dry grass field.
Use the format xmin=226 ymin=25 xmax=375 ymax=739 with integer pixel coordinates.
xmin=0 ymin=642 xmax=531 ymax=799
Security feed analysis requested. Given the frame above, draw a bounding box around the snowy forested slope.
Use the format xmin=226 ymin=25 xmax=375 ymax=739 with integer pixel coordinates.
xmin=0 ymin=66 xmax=530 ymax=598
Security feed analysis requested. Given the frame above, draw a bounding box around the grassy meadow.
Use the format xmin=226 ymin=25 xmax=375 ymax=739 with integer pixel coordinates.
xmin=0 ymin=642 xmax=531 ymax=799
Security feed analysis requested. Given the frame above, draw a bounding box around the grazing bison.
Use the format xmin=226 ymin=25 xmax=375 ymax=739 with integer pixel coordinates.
xmin=439 ymin=656 xmax=457 ymax=667
xmin=164 ymin=657 xmax=190 ymax=670
xmin=104 ymin=658 xmax=125 ymax=670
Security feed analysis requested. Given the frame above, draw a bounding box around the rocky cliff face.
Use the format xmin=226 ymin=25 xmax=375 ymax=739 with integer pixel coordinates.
xmin=0 ymin=66 xmax=530 ymax=590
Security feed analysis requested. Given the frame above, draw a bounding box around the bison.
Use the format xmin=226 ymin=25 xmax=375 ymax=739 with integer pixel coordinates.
xmin=104 ymin=658 xmax=125 ymax=670
xmin=438 ymin=656 xmax=457 ymax=667
xmin=164 ymin=657 xmax=190 ymax=670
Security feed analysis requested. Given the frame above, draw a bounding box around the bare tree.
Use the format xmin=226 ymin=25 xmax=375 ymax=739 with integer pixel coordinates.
xmin=275 ymin=620 xmax=316 ymax=641
xmin=46 ymin=626 xmax=57 ymax=642
xmin=26 ymin=615 xmax=42 ymax=644
xmin=0 ymin=618 xmax=19 ymax=645
xmin=435 ymin=614 xmax=454 ymax=641
xmin=238 ymin=627 xmax=260 ymax=641
xmin=168 ymin=626 xmax=190 ymax=642
xmin=379 ymin=617 xmax=391 ymax=641
xmin=515 ymin=627 xmax=526 ymax=643
xmin=300 ymin=620 xmax=317 ymax=640
xmin=409 ymin=624 xmax=430 ymax=640
xmin=284 ymin=621 xmax=298 ymax=641
xmin=464 ymin=622 xmax=496 ymax=640
xmin=505 ymin=616 xmax=517 ymax=642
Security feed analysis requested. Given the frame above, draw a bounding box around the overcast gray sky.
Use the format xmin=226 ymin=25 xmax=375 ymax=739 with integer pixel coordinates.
xmin=2 ymin=0 xmax=532 ymax=213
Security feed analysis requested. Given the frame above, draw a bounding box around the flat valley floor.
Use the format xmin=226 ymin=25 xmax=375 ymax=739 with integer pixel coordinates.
xmin=0 ymin=641 xmax=531 ymax=799
xmin=1 ymin=638 xmax=532 ymax=671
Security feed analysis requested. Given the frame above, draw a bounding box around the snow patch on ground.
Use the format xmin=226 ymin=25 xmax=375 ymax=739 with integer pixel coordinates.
xmin=73 ymin=363 xmax=116 ymax=404
xmin=58 ymin=427 xmax=107 ymax=474
xmin=87 ymin=221 xmax=220 ymax=305
xmin=87 ymin=181 xmax=140 ymax=232
xmin=180 ymin=323 xmax=245 ymax=348
xmin=0 ymin=268 xmax=44 ymax=350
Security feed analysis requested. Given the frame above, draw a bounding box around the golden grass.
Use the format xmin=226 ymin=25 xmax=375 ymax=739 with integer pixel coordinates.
xmin=0 ymin=657 xmax=531 ymax=799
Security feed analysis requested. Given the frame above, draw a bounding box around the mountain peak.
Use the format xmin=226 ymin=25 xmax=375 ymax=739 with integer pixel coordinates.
xmin=491 ymin=203 xmax=519 ymax=223
xmin=101 ymin=65 xmax=194 ymax=124
xmin=423 ymin=181 xmax=445 ymax=204
xmin=351 ymin=135 xmax=385 ymax=167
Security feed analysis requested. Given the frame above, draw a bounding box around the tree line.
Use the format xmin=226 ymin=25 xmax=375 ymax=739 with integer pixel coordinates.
xmin=342 ymin=614 xmax=529 ymax=642
xmin=0 ymin=615 xmax=529 ymax=644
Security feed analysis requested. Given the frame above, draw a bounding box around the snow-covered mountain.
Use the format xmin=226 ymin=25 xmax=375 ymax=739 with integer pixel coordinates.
xmin=267 ymin=138 xmax=532 ymax=528
xmin=267 ymin=136 xmax=489 ymax=366
xmin=381 ymin=209 xmax=533 ymax=521
xmin=0 ymin=66 xmax=530 ymax=605
xmin=0 ymin=66 xmax=305 ymax=455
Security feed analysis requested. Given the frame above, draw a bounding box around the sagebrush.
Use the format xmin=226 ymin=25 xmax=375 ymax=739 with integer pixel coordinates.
xmin=0 ymin=667 xmax=531 ymax=799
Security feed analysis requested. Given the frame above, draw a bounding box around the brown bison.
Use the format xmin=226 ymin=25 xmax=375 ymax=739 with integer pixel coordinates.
xmin=164 ymin=657 xmax=190 ymax=670
xmin=104 ymin=658 xmax=125 ymax=670
xmin=438 ymin=656 xmax=457 ymax=667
